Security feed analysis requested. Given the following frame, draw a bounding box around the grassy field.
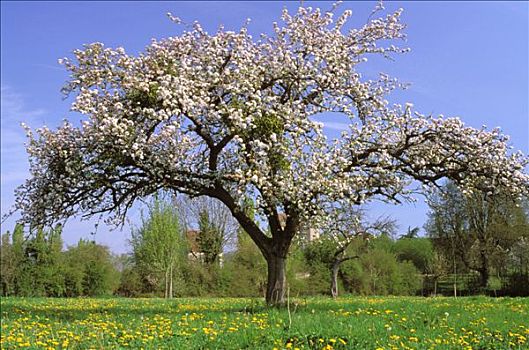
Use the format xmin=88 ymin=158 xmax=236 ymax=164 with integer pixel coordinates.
xmin=1 ymin=296 xmax=527 ymax=349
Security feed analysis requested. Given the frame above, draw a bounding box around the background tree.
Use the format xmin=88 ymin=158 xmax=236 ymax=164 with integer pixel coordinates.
xmin=401 ymin=226 xmax=420 ymax=239
xmin=508 ymin=237 xmax=529 ymax=276
xmin=179 ymin=195 xmax=238 ymax=266
xmin=130 ymin=196 xmax=186 ymax=298
xmin=315 ymin=204 xmax=396 ymax=298
xmin=62 ymin=243 xmax=86 ymax=297
xmin=394 ymin=236 xmax=433 ymax=275
xmin=503 ymin=236 xmax=529 ymax=296
xmin=196 ymin=210 xmax=224 ymax=265
xmin=63 ymin=239 xmax=120 ymax=296
xmin=10 ymin=223 xmax=26 ymax=295
xmin=427 ymin=183 xmax=474 ymax=295
xmin=20 ymin=225 xmax=65 ymax=296
xmin=2 ymin=224 xmax=36 ymax=296
xmin=426 ymin=182 xmax=529 ymax=292
xmin=426 ymin=251 xmax=450 ymax=296
xmin=0 ymin=230 xmax=16 ymax=296
xmin=0 ymin=224 xmax=123 ymax=297
xmin=116 ymin=254 xmax=144 ymax=297
xmin=14 ymin=4 xmax=529 ymax=305
xmin=304 ymin=237 xmax=343 ymax=295
xmin=338 ymin=235 xmax=421 ymax=296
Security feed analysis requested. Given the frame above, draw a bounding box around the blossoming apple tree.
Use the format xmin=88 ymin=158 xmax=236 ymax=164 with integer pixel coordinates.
xmin=14 ymin=4 xmax=529 ymax=305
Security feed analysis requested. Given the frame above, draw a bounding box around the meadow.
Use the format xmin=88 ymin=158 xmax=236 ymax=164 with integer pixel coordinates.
xmin=1 ymin=296 xmax=527 ymax=350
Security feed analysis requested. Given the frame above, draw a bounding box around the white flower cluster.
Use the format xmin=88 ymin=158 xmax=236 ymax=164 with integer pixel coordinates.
xmin=15 ymin=4 xmax=528 ymax=232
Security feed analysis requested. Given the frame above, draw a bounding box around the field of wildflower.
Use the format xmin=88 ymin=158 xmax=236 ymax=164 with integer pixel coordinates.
xmin=1 ymin=296 xmax=527 ymax=349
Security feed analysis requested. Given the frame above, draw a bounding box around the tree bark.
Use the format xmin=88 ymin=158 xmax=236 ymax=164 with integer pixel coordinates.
xmin=453 ymin=273 xmax=457 ymax=298
xmin=478 ymin=266 xmax=489 ymax=291
xmin=263 ymin=214 xmax=298 ymax=306
xmin=330 ymin=256 xmax=357 ymax=298
xmin=331 ymin=261 xmax=340 ymax=299
xmin=478 ymin=248 xmax=489 ymax=289
xmin=265 ymin=254 xmax=287 ymax=306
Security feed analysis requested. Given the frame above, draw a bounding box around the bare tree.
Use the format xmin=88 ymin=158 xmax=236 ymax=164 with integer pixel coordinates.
xmin=176 ymin=195 xmax=238 ymax=265
xmin=426 ymin=182 xmax=526 ymax=290
xmin=321 ymin=205 xmax=396 ymax=298
xmin=427 ymin=251 xmax=449 ymax=296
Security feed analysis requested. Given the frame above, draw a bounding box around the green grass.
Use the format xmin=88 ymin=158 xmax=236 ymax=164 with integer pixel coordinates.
xmin=1 ymin=296 xmax=527 ymax=349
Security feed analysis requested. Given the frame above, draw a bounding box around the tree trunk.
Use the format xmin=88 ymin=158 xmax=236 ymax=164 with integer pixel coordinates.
xmin=478 ymin=266 xmax=489 ymax=290
xmin=169 ymin=265 xmax=173 ymax=299
xmin=331 ymin=261 xmax=340 ymax=299
xmin=452 ymin=248 xmax=457 ymax=298
xmin=211 ymin=186 xmax=298 ymax=306
xmin=453 ymin=273 xmax=457 ymax=298
xmin=164 ymin=269 xmax=169 ymax=299
xmin=478 ymin=249 xmax=489 ymax=290
xmin=265 ymin=254 xmax=287 ymax=306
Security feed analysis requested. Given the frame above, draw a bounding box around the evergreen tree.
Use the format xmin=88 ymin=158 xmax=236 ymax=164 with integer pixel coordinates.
xmin=197 ymin=210 xmax=224 ymax=265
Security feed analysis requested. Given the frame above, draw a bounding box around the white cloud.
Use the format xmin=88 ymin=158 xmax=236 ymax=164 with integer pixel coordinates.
xmin=1 ymin=85 xmax=46 ymax=122
xmin=322 ymin=121 xmax=350 ymax=131
xmin=0 ymin=85 xmax=140 ymax=253
xmin=0 ymin=85 xmax=44 ymax=187
xmin=1 ymin=85 xmax=47 ymax=233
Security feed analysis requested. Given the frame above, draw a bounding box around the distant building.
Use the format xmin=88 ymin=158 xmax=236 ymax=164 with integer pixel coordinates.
xmin=186 ymin=229 xmax=200 ymax=254
xmin=185 ymin=229 xmax=223 ymax=267
xmin=303 ymin=226 xmax=320 ymax=241
xmin=278 ymin=212 xmax=320 ymax=242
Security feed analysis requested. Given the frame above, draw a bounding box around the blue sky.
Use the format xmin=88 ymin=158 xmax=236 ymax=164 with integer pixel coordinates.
xmin=1 ymin=1 xmax=528 ymax=254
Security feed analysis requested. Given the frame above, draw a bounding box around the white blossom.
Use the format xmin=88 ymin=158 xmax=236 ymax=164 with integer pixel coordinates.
xmin=13 ymin=4 xmax=529 ymax=237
